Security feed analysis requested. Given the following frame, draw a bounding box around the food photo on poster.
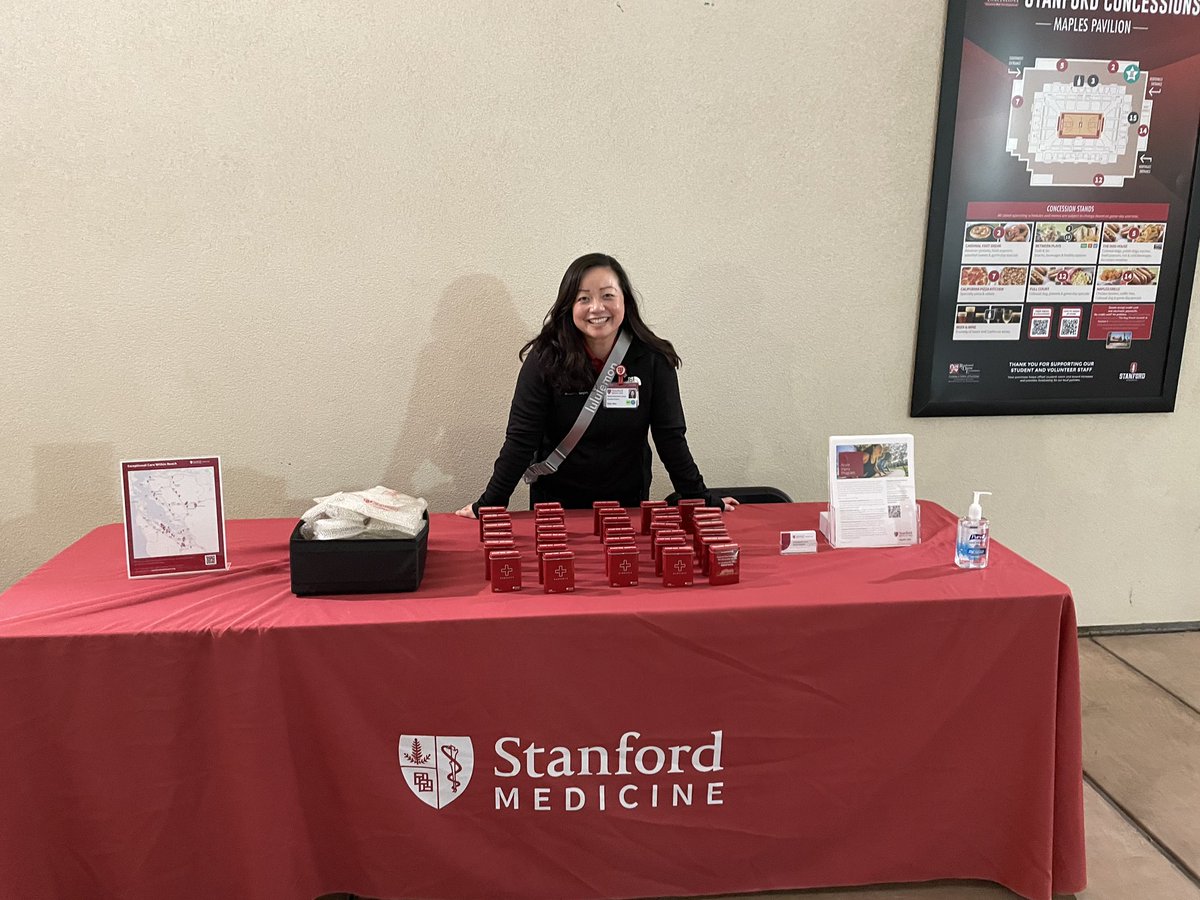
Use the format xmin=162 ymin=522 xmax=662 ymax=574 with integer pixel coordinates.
xmin=912 ymin=0 xmax=1200 ymax=414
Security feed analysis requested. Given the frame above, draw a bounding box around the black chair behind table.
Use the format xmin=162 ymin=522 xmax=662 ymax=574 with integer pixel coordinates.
xmin=664 ymin=486 xmax=793 ymax=505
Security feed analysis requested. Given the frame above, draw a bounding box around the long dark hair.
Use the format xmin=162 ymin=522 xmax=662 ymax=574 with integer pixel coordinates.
xmin=520 ymin=253 xmax=681 ymax=392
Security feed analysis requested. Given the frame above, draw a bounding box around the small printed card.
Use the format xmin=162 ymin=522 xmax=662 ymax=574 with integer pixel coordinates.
xmin=779 ymin=530 xmax=818 ymax=555
xmin=121 ymin=457 xmax=228 ymax=578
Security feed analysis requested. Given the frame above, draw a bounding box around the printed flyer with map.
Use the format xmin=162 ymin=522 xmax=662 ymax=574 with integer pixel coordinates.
xmin=121 ymin=457 xmax=228 ymax=577
xmin=913 ymin=0 xmax=1200 ymax=415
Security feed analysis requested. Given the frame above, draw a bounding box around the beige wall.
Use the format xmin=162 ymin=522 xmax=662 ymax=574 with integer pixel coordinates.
xmin=2 ymin=1 xmax=1197 ymax=625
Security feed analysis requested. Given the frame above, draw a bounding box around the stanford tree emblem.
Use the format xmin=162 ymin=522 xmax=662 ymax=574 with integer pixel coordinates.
xmin=398 ymin=734 xmax=474 ymax=809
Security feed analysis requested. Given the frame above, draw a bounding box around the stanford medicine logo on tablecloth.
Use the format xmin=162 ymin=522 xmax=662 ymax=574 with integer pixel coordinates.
xmin=398 ymin=735 xmax=474 ymax=809
xmin=398 ymin=729 xmax=727 ymax=813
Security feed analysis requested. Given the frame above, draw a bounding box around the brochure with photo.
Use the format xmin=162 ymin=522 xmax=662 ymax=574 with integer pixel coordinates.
xmin=120 ymin=456 xmax=228 ymax=578
xmin=826 ymin=435 xmax=918 ymax=548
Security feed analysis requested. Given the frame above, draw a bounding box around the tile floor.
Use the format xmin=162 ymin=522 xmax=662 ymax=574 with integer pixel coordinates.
xmin=333 ymin=631 xmax=1200 ymax=900
xmin=708 ymin=630 xmax=1200 ymax=900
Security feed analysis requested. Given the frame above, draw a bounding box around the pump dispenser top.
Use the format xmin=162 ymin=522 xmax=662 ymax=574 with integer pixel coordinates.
xmin=967 ymin=491 xmax=991 ymax=522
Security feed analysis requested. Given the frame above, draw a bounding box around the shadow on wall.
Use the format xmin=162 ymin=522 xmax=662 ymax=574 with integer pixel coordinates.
xmin=220 ymin=465 xmax=310 ymax=520
xmin=0 ymin=445 xmax=315 ymax=591
xmin=0 ymin=442 xmax=121 ymax=590
xmin=379 ymin=275 xmax=531 ymax=513
xmin=685 ymin=263 xmax=806 ymax=498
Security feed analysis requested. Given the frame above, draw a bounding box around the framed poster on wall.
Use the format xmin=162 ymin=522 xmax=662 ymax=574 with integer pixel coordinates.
xmin=912 ymin=0 xmax=1200 ymax=416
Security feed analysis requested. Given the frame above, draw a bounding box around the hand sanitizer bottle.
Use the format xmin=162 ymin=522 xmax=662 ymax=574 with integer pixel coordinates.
xmin=955 ymin=491 xmax=992 ymax=569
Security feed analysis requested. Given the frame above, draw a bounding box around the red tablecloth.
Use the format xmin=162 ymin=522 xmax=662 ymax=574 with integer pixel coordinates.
xmin=0 ymin=501 xmax=1085 ymax=900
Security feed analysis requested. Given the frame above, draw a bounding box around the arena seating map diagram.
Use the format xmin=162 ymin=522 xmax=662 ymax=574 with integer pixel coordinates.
xmin=1006 ymin=58 xmax=1151 ymax=188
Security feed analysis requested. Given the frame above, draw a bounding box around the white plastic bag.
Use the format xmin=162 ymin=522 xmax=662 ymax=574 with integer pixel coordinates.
xmin=300 ymin=486 xmax=428 ymax=540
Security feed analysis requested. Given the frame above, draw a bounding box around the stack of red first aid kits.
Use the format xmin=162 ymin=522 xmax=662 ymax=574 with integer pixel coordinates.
xmin=535 ymin=503 xmax=574 ymax=594
xmin=478 ymin=506 xmax=519 ymax=592
xmin=477 ymin=500 xmax=740 ymax=594
xmin=478 ymin=503 xmax=576 ymax=593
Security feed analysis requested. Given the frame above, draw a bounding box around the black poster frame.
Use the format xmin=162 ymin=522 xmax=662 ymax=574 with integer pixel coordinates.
xmin=912 ymin=0 xmax=1200 ymax=416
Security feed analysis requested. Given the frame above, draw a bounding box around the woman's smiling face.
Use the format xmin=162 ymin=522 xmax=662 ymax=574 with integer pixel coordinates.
xmin=571 ymin=266 xmax=625 ymax=353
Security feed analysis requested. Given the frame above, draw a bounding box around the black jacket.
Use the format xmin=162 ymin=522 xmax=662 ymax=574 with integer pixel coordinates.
xmin=474 ymin=336 xmax=710 ymax=510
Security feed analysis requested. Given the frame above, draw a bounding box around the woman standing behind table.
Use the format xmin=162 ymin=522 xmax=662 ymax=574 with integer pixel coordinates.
xmin=456 ymin=253 xmax=735 ymax=516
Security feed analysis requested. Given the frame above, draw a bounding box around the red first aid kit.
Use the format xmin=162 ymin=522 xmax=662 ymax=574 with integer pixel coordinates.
xmin=542 ymin=551 xmax=575 ymax=594
xmin=537 ymin=542 xmax=569 ymax=583
xmin=655 ymin=535 xmax=689 ymax=575
xmin=489 ymin=550 xmax=523 ymax=592
xmin=661 ymin=546 xmax=694 ymax=587
xmin=536 ymin=523 xmax=568 ymax=542
xmin=592 ymin=501 xmax=622 ymax=534
xmin=652 ymin=527 xmax=687 ymax=560
xmin=708 ymin=543 xmax=741 ymax=585
xmin=483 ymin=538 xmax=516 ymax=579
xmin=482 ymin=524 xmax=513 ymax=543
xmin=677 ymin=498 xmax=707 ymax=532
xmin=478 ymin=510 xmax=510 ymax=541
xmin=697 ymin=532 xmax=731 ymax=574
xmin=691 ymin=510 xmax=723 ymax=532
xmin=606 ymin=545 xmax=639 ymax=586
xmin=601 ymin=520 xmax=635 ymax=543
xmin=640 ymin=500 xmax=667 ymax=534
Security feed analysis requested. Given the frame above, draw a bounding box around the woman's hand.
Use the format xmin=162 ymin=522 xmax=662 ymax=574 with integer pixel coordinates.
xmin=455 ymin=504 xmax=477 ymax=519
xmin=721 ymin=496 xmax=739 ymax=513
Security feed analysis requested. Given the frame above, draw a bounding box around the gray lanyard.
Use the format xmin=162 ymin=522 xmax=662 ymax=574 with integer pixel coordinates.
xmin=522 ymin=330 xmax=633 ymax=485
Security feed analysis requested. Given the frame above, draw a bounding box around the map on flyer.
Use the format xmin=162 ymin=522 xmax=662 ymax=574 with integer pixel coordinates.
xmin=1006 ymin=57 xmax=1151 ymax=187
xmin=121 ymin=457 xmax=228 ymax=577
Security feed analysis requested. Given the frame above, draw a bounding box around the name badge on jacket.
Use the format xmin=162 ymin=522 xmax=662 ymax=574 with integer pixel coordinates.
xmin=605 ymin=367 xmax=640 ymax=408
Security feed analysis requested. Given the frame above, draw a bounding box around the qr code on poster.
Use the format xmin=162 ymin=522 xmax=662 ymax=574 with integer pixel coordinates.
xmin=1059 ymin=317 xmax=1080 ymax=338
xmin=204 ymin=554 xmax=217 ymax=565
xmin=887 ymin=504 xmax=900 ymax=518
xmin=1030 ymin=318 xmax=1051 ymax=337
